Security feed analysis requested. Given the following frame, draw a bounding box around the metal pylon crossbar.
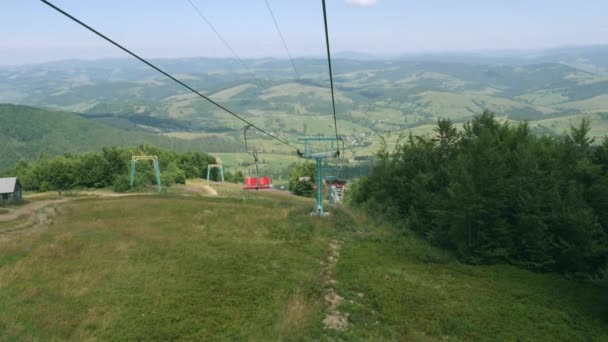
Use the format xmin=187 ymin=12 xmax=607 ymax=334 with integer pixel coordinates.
xmin=130 ymin=155 xmax=162 ymax=192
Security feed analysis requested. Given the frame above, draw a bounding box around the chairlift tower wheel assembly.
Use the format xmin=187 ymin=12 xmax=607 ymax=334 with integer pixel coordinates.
xmin=130 ymin=155 xmax=162 ymax=193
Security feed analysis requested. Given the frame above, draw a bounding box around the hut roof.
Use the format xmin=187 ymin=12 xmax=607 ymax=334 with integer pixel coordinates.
xmin=0 ymin=177 xmax=18 ymax=194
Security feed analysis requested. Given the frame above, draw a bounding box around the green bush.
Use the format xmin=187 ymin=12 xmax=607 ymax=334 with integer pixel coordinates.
xmin=288 ymin=162 xmax=316 ymax=197
xmin=11 ymin=145 xmax=215 ymax=193
xmin=112 ymin=174 xmax=132 ymax=193
xmin=225 ymin=170 xmax=245 ymax=183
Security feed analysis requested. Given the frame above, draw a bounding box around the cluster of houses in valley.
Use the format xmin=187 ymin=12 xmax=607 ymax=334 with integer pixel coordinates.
xmin=0 ymin=177 xmax=22 ymax=202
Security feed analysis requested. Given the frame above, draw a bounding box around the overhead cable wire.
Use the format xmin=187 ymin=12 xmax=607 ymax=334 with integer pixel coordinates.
xmin=39 ymin=0 xmax=299 ymax=151
xmin=321 ymin=0 xmax=340 ymax=152
xmin=264 ymin=0 xmax=300 ymax=79
xmin=185 ymin=0 xmax=266 ymax=90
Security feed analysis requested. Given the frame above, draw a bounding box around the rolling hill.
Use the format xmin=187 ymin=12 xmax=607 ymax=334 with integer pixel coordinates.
xmin=3 ymin=46 xmax=608 ymax=176
xmin=3 ymin=47 xmax=608 ymax=137
xmin=0 ymin=104 xmax=242 ymax=172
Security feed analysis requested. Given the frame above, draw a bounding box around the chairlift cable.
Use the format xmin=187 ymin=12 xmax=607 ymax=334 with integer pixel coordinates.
xmin=264 ymin=0 xmax=301 ymax=79
xmin=40 ymin=0 xmax=299 ymax=151
xmin=185 ymin=0 xmax=267 ymax=90
xmin=321 ymin=0 xmax=340 ymax=154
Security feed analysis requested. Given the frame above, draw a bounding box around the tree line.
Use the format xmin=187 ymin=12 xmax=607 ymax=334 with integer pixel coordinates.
xmin=7 ymin=145 xmax=244 ymax=193
xmin=348 ymin=111 xmax=608 ymax=278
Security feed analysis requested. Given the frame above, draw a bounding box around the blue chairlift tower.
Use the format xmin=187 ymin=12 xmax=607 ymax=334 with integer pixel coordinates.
xmin=298 ymin=137 xmax=340 ymax=216
xmin=130 ymin=155 xmax=162 ymax=193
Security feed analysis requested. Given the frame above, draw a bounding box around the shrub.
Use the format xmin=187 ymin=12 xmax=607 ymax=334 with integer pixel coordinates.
xmin=11 ymin=146 xmax=215 ymax=193
xmin=349 ymin=111 xmax=608 ymax=278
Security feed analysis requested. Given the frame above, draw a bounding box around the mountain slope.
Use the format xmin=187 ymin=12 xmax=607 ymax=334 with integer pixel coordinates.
xmin=0 ymin=104 xmax=241 ymax=171
xmin=3 ymin=53 xmax=608 ymax=137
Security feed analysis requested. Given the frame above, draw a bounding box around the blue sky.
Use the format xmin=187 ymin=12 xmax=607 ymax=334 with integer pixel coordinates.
xmin=1 ymin=0 xmax=608 ymax=64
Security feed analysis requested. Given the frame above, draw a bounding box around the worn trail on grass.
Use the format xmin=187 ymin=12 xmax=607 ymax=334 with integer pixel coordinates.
xmin=0 ymin=198 xmax=70 ymax=222
xmin=0 ymin=194 xmax=136 ymax=240
xmin=181 ymin=180 xmax=218 ymax=196
xmin=0 ymin=191 xmax=151 ymax=223
xmin=321 ymin=239 xmax=349 ymax=331
xmin=0 ymin=206 xmax=59 ymax=242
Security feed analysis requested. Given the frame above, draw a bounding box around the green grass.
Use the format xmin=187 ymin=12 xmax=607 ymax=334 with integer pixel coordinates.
xmin=526 ymin=113 xmax=608 ymax=139
xmin=0 ymin=217 xmax=28 ymax=233
xmin=332 ymin=221 xmax=608 ymax=341
xmin=411 ymin=91 xmax=546 ymax=120
xmin=516 ymin=91 xmax=569 ymax=106
xmin=560 ymin=94 xmax=608 ymax=112
xmin=0 ymin=194 xmax=335 ymax=340
xmin=0 ymin=192 xmax=606 ymax=340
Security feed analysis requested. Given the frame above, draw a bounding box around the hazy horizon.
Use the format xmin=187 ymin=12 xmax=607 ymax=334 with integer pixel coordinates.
xmin=2 ymin=0 xmax=608 ymax=65
xmin=2 ymin=43 xmax=608 ymax=68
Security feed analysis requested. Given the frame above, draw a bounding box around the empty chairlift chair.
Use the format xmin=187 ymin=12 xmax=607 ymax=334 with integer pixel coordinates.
xmin=243 ymin=176 xmax=272 ymax=190
xmin=242 ymin=125 xmax=273 ymax=191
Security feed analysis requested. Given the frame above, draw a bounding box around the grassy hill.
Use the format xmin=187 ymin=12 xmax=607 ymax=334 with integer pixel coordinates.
xmin=0 ymin=104 xmax=242 ymax=172
xmin=0 ymin=186 xmax=606 ymax=340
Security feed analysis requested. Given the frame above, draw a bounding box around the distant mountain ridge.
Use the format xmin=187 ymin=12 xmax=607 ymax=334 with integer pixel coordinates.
xmin=2 ymin=45 xmax=608 ymax=162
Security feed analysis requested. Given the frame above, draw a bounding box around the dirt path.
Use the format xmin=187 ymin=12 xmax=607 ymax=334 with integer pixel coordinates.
xmin=321 ymin=239 xmax=348 ymax=331
xmin=202 ymin=185 xmax=218 ymax=196
xmin=0 ymin=191 xmax=151 ymax=223
xmin=0 ymin=191 xmax=157 ymax=241
xmin=0 ymin=198 xmax=70 ymax=222
xmin=1 ymin=183 xmax=221 ymax=224
xmin=183 ymin=180 xmax=218 ymax=196
xmin=75 ymin=191 xmax=149 ymax=198
xmin=0 ymin=206 xmax=59 ymax=242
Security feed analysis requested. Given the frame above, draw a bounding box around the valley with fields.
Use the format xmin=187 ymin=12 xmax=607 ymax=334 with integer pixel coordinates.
xmin=5 ymin=47 xmax=608 ymax=179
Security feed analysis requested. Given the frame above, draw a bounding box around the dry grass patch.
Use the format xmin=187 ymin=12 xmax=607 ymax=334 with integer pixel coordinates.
xmin=280 ymin=291 xmax=318 ymax=336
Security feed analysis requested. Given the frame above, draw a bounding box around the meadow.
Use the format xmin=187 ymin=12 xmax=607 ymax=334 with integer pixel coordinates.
xmin=0 ymin=185 xmax=606 ymax=340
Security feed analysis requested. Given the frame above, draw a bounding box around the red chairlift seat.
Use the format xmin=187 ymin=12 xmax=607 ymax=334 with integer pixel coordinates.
xmin=244 ymin=176 xmax=272 ymax=190
xmin=326 ymin=179 xmax=347 ymax=189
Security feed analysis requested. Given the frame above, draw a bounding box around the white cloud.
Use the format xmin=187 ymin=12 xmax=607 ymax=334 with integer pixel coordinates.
xmin=345 ymin=0 xmax=377 ymax=7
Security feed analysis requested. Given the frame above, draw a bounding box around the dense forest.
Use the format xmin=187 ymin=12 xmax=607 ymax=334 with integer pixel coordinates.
xmin=6 ymin=146 xmax=241 ymax=193
xmin=348 ymin=111 xmax=608 ymax=278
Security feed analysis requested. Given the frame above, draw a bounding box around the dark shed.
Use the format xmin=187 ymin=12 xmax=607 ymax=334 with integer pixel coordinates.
xmin=0 ymin=177 xmax=22 ymax=201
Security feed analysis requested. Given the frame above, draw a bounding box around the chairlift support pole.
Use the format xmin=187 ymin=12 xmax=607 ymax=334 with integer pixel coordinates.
xmin=315 ymin=156 xmax=323 ymax=215
xmin=206 ymin=164 xmax=224 ymax=182
xmin=130 ymin=155 xmax=162 ymax=193
xmin=153 ymin=159 xmax=161 ymax=191
xmin=298 ymin=137 xmax=340 ymax=216
xmin=244 ymin=125 xmax=260 ymax=187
